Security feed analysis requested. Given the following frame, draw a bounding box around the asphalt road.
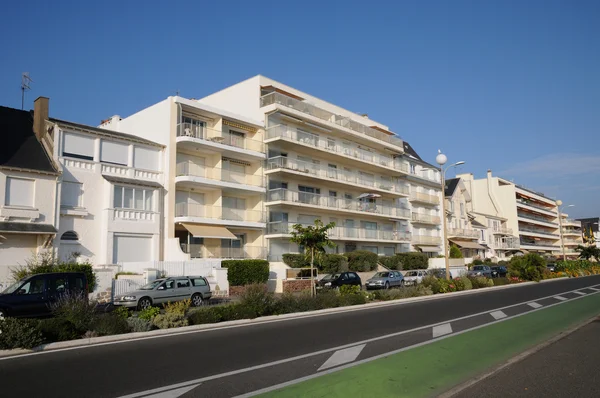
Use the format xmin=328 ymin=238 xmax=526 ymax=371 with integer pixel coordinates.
xmin=454 ymin=316 xmax=600 ymax=398
xmin=1 ymin=276 xmax=599 ymax=398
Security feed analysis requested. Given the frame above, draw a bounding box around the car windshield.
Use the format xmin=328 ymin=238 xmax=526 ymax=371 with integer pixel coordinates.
xmin=473 ymin=266 xmax=484 ymax=270
xmin=405 ymin=271 xmax=418 ymax=276
xmin=322 ymin=274 xmax=341 ymax=280
xmin=1 ymin=280 xmax=26 ymax=294
xmin=139 ymin=280 xmax=164 ymax=290
xmin=373 ymin=272 xmax=390 ymax=278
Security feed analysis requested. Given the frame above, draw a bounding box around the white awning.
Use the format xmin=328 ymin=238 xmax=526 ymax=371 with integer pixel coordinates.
xmin=181 ymin=223 xmax=237 ymax=239
xmin=416 ymin=245 xmax=440 ymax=252
xmin=449 ymin=240 xmax=486 ymax=250
xmin=358 ymin=193 xmax=382 ymax=199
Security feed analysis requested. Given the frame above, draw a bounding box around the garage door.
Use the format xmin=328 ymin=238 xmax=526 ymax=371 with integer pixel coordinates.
xmin=113 ymin=235 xmax=152 ymax=263
xmin=0 ymin=235 xmax=38 ymax=283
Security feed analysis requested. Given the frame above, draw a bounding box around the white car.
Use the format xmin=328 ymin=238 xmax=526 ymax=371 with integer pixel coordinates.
xmin=402 ymin=270 xmax=428 ymax=286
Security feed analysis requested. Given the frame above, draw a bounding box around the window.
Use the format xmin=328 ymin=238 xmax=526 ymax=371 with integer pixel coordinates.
xmin=328 ymin=164 xmax=337 ymax=179
xmin=191 ymin=277 xmax=207 ymax=287
xmin=362 ymin=246 xmax=378 ymax=254
xmin=410 ymin=164 xmax=416 ymax=174
xmin=134 ymin=146 xmax=159 ymax=171
xmin=359 ymin=172 xmax=375 ymax=186
xmin=5 ymin=177 xmax=34 ymax=207
xmin=113 ymin=185 xmax=153 ymax=211
xmin=16 ymin=278 xmax=45 ymax=295
xmin=297 ymin=129 xmax=318 ymax=146
xmin=175 ymin=278 xmax=190 ymax=288
xmin=62 ymin=132 xmax=94 ymax=161
xmin=449 ymin=201 xmax=454 ymax=212
xmin=384 ymin=247 xmax=395 ymax=256
xmin=49 ymin=276 xmax=67 ymax=294
xmin=61 ymin=181 xmax=83 ymax=208
xmin=481 ymin=230 xmax=485 ymax=241
xmin=101 ymin=140 xmax=129 ymax=166
xmin=460 ymin=203 xmax=465 ymax=216
xmin=61 ymin=231 xmax=79 ymax=241
xmin=327 ymin=138 xmax=336 ymax=150
xmin=160 ymin=280 xmax=175 ymax=290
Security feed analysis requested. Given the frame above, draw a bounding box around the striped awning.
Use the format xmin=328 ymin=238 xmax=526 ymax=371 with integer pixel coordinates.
xmin=181 ymin=224 xmax=237 ymax=239
xmin=223 ymin=120 xmax=257 ymax=133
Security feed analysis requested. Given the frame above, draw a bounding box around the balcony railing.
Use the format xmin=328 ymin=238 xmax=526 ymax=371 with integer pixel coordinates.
xmin=520 ymin=240 xmax=560 ymax=249
xmin=412 ymin=235 xmax=442 ymax=245
xmin=174 ymin=203 xmax=266 ymax=223
xmin=562 ymin=229 xmax=582 ymax=235
xmin=447 ymin=228 xmax=480 ymax=239
xmin=411 ymin=212 xmax=441 ymax=224
xmin=516 ymin=199 xmax=556 ymax=214
xmin=410 ymin=192 xmax=440 ymax=205
xmin=176 ymin=162 xmax=265 ymax=188
xmin=265 ymin=125 xmax=410 ymax=173
xmin=112 ymin=208 xmax=155 ymax=222
xmin=563 ymin=239 xmax=582 ymax=245
xmin=492 ymin=227 xmax=513 ymax=235
xmin=266 ymin=188 xmax=411 ymax=219
xmin=563 ymin=218 xmax=582 ymax=227
xmin=494 ymin=238 xmax=520 ymax=250
xmin=180 ymin=244 xmax=266 ymax=259
xmin=519 ymin=226 xmax=560 ymax=237
xmin=408 ymin=169 xmax=441 ymax=184
xmin=267 ymin=156 xmax=409 ymax=195
xmin=267 ymin=222 xmax=411 ymax=242
xmin=260 ymin=92 xmax=404 ymax=149
xmin=518 ymin=212 xmax=557 ymax=225
xmin=177 ymin=123 xmax=265 ymax=153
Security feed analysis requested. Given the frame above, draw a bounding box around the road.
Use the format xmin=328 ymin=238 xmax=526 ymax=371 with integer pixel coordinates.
xmin=454 ymin=316 xmax=600 ymax=398
xmin=0 ymin=276 xmax=599 ymax=398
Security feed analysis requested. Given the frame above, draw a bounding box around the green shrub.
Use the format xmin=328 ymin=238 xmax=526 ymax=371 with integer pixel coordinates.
xmin=0 ymin=318 xmax=44 ymax=349
xmin=339 ymin=293 xmax=367 ymax=306
xmin=492 ymin=277 xmax=511 ymax=286
xmin=373 ymin=285 xmax=433 ymax=300
xmin=282 ymin=254 xmax=309 ymax=268
xmin=449 ymin=245 xmax=463 ymax=259
xmin=113 ymin=306 xmax=130 ymax=319
xmin=435 ymin=279 xmax=458 ymax=293
xmin=459 ymin=276 xmax=472 ymax=290
xmin=238 ymin=283 xmax=274 ymax=317
xmin=164 ymin=299 xmax=191 ymax=316
xmin=339 ymin=285 xmax=361 ymax=296
xmin=319 ymin=254 xmax=348 ymax=273
xmin=153 ymin=312 xmax=189 ymax=329
xmin=509 ymin=253 xmax=547 ymax=282
xmin=497 ymin=260 xmax=508 ymax=266
xmin=396 ymin=252 xmax=429 ymax=270
xmin=38 ymin=318 xmax=81 ymax=342
xmin=50 ymin=292 xmax=96 ymax=334
xmin=484 ymin=258 xmax=493 ymax=264
xmin=470 ymin=276 xmax=493 ymax=289
xmin=346 ymin=250 xmax=378 ymax=271
xmin=127 ymin=317 xmax=154 ymax=333
xmin=378 ymin=256 xmax=402 ymax=270
xmin=224 ymin=259 xmax=270 ymax=286
xmin=138 ymin=306 xmax=160 ymax=321
xmin=187 ymin=304 xmax=256 ymax=325
xmin=91 ymin=314 xmax=130 ymax=336
xmin=453 ymin=277 xmax=466 ymax=291
xmin=472 ymin=259 xmax=484 ymax=265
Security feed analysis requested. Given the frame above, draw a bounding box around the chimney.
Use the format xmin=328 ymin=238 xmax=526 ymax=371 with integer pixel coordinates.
xmin=487 ymin=169 xmax=492 ymax=178
xmin=33 ymin=97 xmax=49 ymax=141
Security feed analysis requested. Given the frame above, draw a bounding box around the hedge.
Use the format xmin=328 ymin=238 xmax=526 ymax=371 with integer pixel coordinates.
xmin=378 ymin=256 xmax=402 ymax=270
xmin=508 ymin=253 xmax=546 ymax=281
xmin=396 ymin=252 xmax=429 ymax=270
xmin=223 ymin=260 xmax=270 ymax=286
xmin=282 ymin=253 xmax=348 ymax=273
xmin=282 ymin=254 xmax=309 ymax=268
xmin=347 ymin=250 xmax=378 ymax=272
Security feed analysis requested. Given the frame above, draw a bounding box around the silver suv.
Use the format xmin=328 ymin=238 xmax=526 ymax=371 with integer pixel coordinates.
xmin=114 ymin=276 xmax=212 ymax=310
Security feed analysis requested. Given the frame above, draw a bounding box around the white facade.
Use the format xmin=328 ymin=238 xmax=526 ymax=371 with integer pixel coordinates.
xmin=444 ymin=178 xmax=485 ymax=258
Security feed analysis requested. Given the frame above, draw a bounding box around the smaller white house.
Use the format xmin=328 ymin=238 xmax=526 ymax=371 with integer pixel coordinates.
xmin=49 ymin=114 xmax=165 ymax=267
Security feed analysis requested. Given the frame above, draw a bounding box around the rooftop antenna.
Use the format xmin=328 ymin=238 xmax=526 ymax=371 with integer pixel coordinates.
xmin=21 ymin=72 xmax=32 ymax=110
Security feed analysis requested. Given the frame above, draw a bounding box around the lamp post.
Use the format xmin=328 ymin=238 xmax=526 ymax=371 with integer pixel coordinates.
xmin=435 ymin=151 xmax=465 ymax=280
xmin=555 ymin=200 xmax=575 ymax=261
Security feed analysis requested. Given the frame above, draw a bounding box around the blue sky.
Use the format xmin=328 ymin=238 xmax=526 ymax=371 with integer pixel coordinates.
xmin=1 ymin=0 xmax=598 ymax=217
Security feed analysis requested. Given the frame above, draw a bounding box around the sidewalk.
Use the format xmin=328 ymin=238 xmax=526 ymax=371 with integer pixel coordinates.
xmin=453 ymin=317 xmax=600 ymax=398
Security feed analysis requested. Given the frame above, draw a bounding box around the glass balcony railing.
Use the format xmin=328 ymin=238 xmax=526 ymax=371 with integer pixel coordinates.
xmin=260 ymin=92 xmax=404 ymax=149
xmin=266 ymin=156 xmax=409 ymax=195
xmin=411 ymin=212 xmax=441 ymax=225
xmin=412 ymin=235 xmax=442 ymax=245
xmin=174 ymin=203 xmax=266 ymax=223
xmin=447 ymin=228 xmax=480 ymax=239
xmin=180 ymin=244 xmax=266 ymax=259
xmin=519 ymin=240 xmax=560 ymax=249
xmin=563 ymin=218 xmax=582 ymax=227
xmin=176 ymin=162 xmax=265 ymax=188
xmin=494 ymin=238 xmax=520 ymax=249
xmin=177 ymin=123 xmax=265 ymax=153
xmin=516 ymin=199 xmax=556 ymax=214
xmin=518 ymin=212 xmax=557 ymax=225
xmin=410 ymin=192 xmax=440 ymax=205
xmin=266 ymin=188 xmax=411 ymax=219
xmin=492 ymin=227 xmax=513 ymax=235
xmin=265 ymin=125 xmax=409 ymax=173
xmin=519 ymin=225 xmax=559 ymax=237
xmin=267 ymin=222 xmax=411 ymax=242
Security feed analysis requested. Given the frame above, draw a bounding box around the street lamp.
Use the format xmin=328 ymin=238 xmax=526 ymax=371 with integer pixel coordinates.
xmin=556 ymin=200 xmax=575 ymax=261
xmin=436 ymin=151 xmax=465 ymax=280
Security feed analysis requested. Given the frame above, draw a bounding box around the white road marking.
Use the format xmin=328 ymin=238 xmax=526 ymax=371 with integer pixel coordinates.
xmin=433 ymin=323 xmax=453 ymax=338
xmin=116 ymin=383 xmax=200 ymax=398
xmin=554 ymin=296 xmax=568 ymax=301
xmin=528 ymin=302 xmax=543 ymax=309
xmin=573 ymin=291 xmax=586 ymax=296
xmin=318 ymin=344 xmax=366 ymax=371
xmin=490 ymin=310 xmax=507 ymax=320
xmin=589 ymin=287 xmax=600 ymax=292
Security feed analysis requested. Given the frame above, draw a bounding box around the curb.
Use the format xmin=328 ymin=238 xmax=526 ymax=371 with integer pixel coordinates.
xmin=0 ymin=275 xmax=586 ymax=358
xmin=438 ymin=313 xmax=600 ymax=398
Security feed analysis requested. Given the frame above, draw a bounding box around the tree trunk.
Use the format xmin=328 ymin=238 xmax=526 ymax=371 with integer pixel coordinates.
xmin=311 ymin=248 xmax=315 ymax=297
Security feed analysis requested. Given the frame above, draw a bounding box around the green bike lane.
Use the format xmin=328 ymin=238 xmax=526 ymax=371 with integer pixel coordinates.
xmin=257 ymin=290 xmax=600 ymax=398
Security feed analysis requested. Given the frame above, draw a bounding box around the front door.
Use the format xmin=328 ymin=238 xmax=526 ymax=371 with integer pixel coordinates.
xmin=154 ymin=279 xmax=176 ymax=304
xmin=10 ymin=276 xmax=48 ymax=317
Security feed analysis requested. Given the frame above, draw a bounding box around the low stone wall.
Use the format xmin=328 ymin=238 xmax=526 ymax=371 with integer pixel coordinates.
xmin=283 ymin=279 xmax=312 ymax=293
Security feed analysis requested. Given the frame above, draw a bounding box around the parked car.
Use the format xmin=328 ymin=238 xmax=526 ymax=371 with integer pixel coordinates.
xmin=547 ymin=263 xmax=556 ymax=272
xmin=365 ymin=271 xmax=404 ymax=290
xmin=468 ymin=265 xmax=493 ymax=278
xmin=491 ymin=266 xmax=508 ymax=278
xmin=316 ymin=272 xmax=362 ymax=290
xmin=0 ymin=272 xmax=87 ymax=319
xmin=402 ymin=270 xmax=428 ymax=286
xmin=113 ymin=276 xmax=212 ymax=310
xmin=427 ymin=268 xmax=453 ymax=280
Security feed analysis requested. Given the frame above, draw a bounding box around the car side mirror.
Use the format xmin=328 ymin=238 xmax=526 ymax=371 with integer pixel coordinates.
xmin=157 ymin=286 xmax=165 ymax=290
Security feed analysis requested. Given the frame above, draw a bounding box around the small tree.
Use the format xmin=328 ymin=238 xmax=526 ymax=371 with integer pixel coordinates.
xmin=449 ymin=244 xmax=463 ymax=259
xmin=290 ymin=220 xmax=335 ymax=296
xmin=575 ymin=245 xmax=600 ymax=261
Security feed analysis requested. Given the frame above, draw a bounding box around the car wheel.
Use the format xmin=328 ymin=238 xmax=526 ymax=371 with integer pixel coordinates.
xmin=384 ymin=282 xmax=390 ymax=290
xmin=137 ymin=297 xmax=153 ymax=311
xmin=0 ymin=308 xmax=6 ymax=319
xmin=191 ymin=293 xmax=203 ymax=307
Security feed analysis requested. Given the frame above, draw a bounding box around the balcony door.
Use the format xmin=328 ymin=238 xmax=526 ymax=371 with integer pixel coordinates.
xmin=226 ymin=130 xmax=245 ymax=149
xmin=222 ymin=158 xmax=247 ymax=184
xmin=345 ymin=219 xmax=356 ymax=238
xmin=175 ymin=191 xmax=204 ymax=217
xmin=222 ymin=234 xmax=245 ymax=258
xmin=222 ymin=196 xmax=246 ymax=221
xmin=298 ymin=185 xmax=320 ymax=205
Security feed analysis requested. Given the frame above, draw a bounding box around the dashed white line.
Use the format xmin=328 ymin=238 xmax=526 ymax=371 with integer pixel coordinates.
xmin=573 ymin=291 xmax=586 ymax=296
xmin=490 ymin=310 xmax=507 ymax=320
xmin=554 ymin=296 xmax=568 ymax=301
xmin=117 ymin=383 xmax=201 ymax=398
xmin=590 ymin=287 xmax=600 ymax=292
xmin=433 ymin=323 xmax=453 ymax=338
xmin=528 ymin=302 xmax=543 ymax=309
xmin=318 ymin=344 xmax=366 ymax=371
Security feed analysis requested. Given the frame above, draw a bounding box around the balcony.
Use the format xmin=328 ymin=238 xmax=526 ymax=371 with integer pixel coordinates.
xmin=265 ymin=125 xmax=409 ymax=174
xmin=447 ymin=228 xmax=480 ymax=239
xmin=266 ymin=156 xmax=409 ymax=196
xmin=562 ymin=229 xmax=582 ymax=236
xmin=563 ymin=238 xmax=582 ymax=246
xmin=266 ymin=222 xmax=411 ymax=242
xmin=175 ymin=203 xmax=266 ymax=224
xmin=516 ymin=199 xmax=557 ymax=216
xmin=260 ymin=92 xmax=404 ymax=150
xmin=494 ymin=238 xmax=520 ymax=250
xmin=111 ymin=208 xmax=155 ymax=222
xmin=518 ymin=225 xmax=560 ymax=238
xmin=411 ymin=212 xmax=441 ymax=225
xmin=410 ymin=192 xmax=440 ymax=205
xmin=412 ymin=235 xmax=442 ymax=245
xmin=519 ymin=240 xmax=560 ymax=250
xmin=563 ymin=218 xmax=582 ymax=227
xmin=407 ymin=169 xmax=441 ymax=185
xmin=492 ymin=227 xmax=513 ymax=235
xmin=266 ymin=188 xmax=411 ymax=219
xmin=180 ymin=244 xmax=266 ymax=259
xmin=517 ymin=212 xmax=558 ymax=227
xmin=175 ymin=162 xmax=265 ymax=192
xmin=177 ymin=123 xmax=265 ymax=157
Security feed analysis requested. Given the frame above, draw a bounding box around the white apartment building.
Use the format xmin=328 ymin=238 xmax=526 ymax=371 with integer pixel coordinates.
xmin=560 ymin=215 xmax=583 ymax=258
xmin=198 ymin=75 xmax=443 ymax=259
xmin=100 ymin=97 xmax=267 ymax=260
xmin=48 ymin=116 xmax=165 ymax=265
xmin=514 ymin=185 xmax=561 ymax=255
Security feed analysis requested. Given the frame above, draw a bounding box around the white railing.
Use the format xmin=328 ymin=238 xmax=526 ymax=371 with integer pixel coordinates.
xmin=518 ymin=212 xmax=557 ymax=225
xmin=112 ymin=208 xmax=156 ymax=221
xmin=563 ymin=218 xmax=582 ymax=227
xmin=410 ymin=192 xmax=440 ymax=205
xmin=519 ymin=225 xmax=559 ymax=237
xmin=516 ymin=199 xmax=557 ymax=214
xmin=61 ymin=157 xmax=96 ymax=171
xmin=118 ymin=260 xmax=220 ymax=277
xmin=492 ymin=227 xmax=513 ymax=235
xmin=447 ymin=228 xmax=480 ymax=239
xmin=176 ymin=162 xmax=265 ymax=188
xmin=494 ymin=238 xmax=520 ymax=249
xmin=180 ymin=244 xmax=267 ymax=259
xmin=177 ymin=123 xmax=265 ymax=153
xmin=412 ymin=235 xmax=442 ymax=245
xmin=267 ymin=156 xmax=409 ymax=195
xmin=175 ymin=203 xmax=266 ymax=223
xmin=267 ymin=222 xmax=411 ymax=242
xmin=411 ymin=212 xmax=441 ymax=224
xmin=408 ymin=169 xmax=441 ymax=184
